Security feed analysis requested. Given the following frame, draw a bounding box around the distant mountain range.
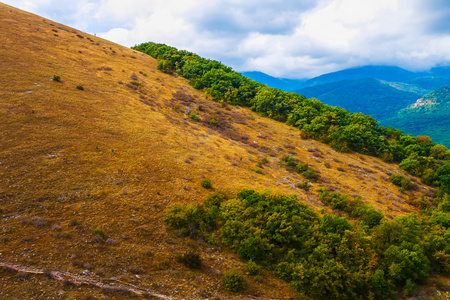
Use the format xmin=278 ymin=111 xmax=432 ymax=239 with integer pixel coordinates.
xmin=240 ymin=71 xmax=306 ymax=91
xmin=243 ymin=66 xmax=450 ymax=147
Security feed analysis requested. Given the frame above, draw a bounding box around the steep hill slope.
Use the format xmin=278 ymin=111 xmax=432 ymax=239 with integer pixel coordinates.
xmin=0 ymin=3 xmax=438 ymax=299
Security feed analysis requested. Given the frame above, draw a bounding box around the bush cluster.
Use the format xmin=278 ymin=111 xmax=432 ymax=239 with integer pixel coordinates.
xmin=177 ymin=252 xmax=202 ymax=269
xmin=165 ymin=188 xmax=450 ymax=299
xmin=245 ymin=260 xmax=261 ymax=276
xmin=201 ymin=179 xmax=212 ymax=189
xmin=222 ymin=269 xmax=246 ymax=292
xmin=318 ymin=188 xmax=384 ymax=228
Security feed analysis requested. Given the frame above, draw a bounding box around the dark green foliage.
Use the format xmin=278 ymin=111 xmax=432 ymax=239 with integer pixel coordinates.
xmin=76 ymin=85 xmax=84 ymax=90
xmin=295 ymin=163 xmax=308 ymax=173
xmin=403 ymin=279 xmax=414 ymax=297
xmin=318 ymin=188 xmax=384 ymax=227
xmin=429 ymin=211 xmax=450 ymax=228
xmin=164 ymin=203 xmax=215 ymax=240
xmin=189 ymin=111 xmax=200 ymax=122
xmin=203 ymin=191 xmax=227 ymax=208
xmin=177 ymin=252 xmax=202 ymax=269
xmin=52 ymin=75 xmax=61 ymax=82
xmin=200 ymin=179 xmax=212 ymax=189
xmin=222 ymin=269 xmax=246 ymax=292
xmin=302 ymin=168 xmax=318 ymax=181
xmin=297 ymin=182 xmax=310 ymax=191
xmin=164 ymin=188 xmax=450 ymax=299
xmin=354 ymin=204 xmax=384 ymax=228
xmin=209 ymin=118 xmax=218 ymax=126
xmin=437 ymin=194 xmax=450 ymax=212
xmin=220 ymin=189 xmax=318 ymax=264
xmin=252 ymin=168 xmax=263 ymax=174
xmin=318 ymin=188 xmax=350 ymax=210
xmin=245 ymin=260 xmax=261 ymax=276
xmin=91 ymin=228 xmax=105 ymax=237
xmin=281 ymin=155 xmax=297 ymax=167
xmin=436 ymin=163 xmax=450 ymax=191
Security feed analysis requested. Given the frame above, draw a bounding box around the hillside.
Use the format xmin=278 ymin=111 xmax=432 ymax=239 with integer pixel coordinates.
xmin=384 ymin=85 xmax=450 ymax=146
xmin=0 ymin=3 xmax=447 ymax=299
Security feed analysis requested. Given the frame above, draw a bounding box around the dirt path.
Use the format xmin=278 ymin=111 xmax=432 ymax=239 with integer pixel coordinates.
xmin=0 ymin=261 xmax=173 ymax=299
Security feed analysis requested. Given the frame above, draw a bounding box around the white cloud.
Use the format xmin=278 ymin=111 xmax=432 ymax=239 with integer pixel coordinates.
xmin=4 ymin=0 xmax=450 ymax=78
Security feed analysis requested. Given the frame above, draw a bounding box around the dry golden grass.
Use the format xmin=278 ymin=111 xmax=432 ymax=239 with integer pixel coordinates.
xmin=0 ymin=3 xmax=439 ymax=299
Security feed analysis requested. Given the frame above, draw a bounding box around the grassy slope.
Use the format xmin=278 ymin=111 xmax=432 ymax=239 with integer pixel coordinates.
xmin=0 ymin=3 xmax=436 ymax=299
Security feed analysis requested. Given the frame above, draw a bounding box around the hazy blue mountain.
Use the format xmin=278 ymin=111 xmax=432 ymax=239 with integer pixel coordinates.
xmin=297 ymin=78 xmax=421 ymax=120
xmin=406 ymin=76 xmax=450 ymax=91
xmin=301 ymin=66 xmax=425 ymax=88
xmin=430 ymin=65 xmax=450 ymax=78
xmin=241 ymin=71 xmax=306 ymax=91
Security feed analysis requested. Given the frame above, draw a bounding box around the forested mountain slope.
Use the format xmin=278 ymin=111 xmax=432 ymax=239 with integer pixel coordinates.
xmin=384 ymin=85 xmax=450 ymax=146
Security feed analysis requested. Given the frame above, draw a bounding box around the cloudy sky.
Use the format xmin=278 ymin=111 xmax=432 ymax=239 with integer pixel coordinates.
xmin=4 ymin=0 xmax=450 ymax=78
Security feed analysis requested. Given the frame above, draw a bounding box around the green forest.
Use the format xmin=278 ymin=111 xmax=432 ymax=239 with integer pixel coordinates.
xmin=166 ymin=189 xmax=450 ymax=299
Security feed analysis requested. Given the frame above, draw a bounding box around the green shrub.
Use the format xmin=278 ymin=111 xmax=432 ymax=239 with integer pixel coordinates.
xmin=201 ymin=179 xmax=212 ymax=189
xmin=390 ymin=174 xmax=411 ymax=190
xmin=297 ymin=182 xmax=310 ymax=191
xmin=52 ymin=75 xmax=61 ymax=82
xmin=222 ymin=269 xmax=246 ymax=292
xmin=390 ymin=174 xmax=403 ymax=186
xmin=403 ymin=279 xmax=414 ymax=297
xmin=417 ymin=196 xmax=429 ymax=209
xmin=177 ymin=252 xmax=202 ymax=269
xmin=245 ymin=260 xmax=261 ymax=276
xmin=209 ymin=118 xmax=218 ymax=126
xmin=189 ymin=111 xmax=200 ymax=122
xmin=438 ymin=194 xmax=450 ymax=212
xmin=281 ymin=155 xmax=297 ymax=167
xmin=92 ymin=228 xmax=105 ymax=238
xmin=204 ymin=191 xmax=227 ymax=208
xmin=252 ymin=168 xmax=263 ymax=174
xmin=302 ymin=168 xmax=318 ymax=181
xmin=165 ymin=203 xmax=214 ymax=238
xmin=296 ymin=163 xmax=309 ymax=173
xmin=76 ymin=85 xmax=84 ymax=90
xmin=157 ymin=59 xmax=172 ymax=74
